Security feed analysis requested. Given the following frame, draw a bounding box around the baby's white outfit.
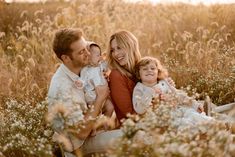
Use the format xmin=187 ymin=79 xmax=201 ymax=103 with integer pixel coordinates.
xmin=80 ymin=61 xmax=108 ymax=104
xmin=132 ymin=80 xmax=213 ymax=127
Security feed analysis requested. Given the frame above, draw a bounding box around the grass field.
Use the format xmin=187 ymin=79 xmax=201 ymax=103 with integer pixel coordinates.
xmin=0 ymin=0 xmax=234 ymax=156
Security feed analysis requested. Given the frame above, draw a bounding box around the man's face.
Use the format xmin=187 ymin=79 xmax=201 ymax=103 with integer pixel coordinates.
xmin=69 ymin=37 xmax=90 ymax=68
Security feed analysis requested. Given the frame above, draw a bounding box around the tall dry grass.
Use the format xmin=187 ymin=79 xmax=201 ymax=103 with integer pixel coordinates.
xmin=0 ymin=0 xmax=234 ymax=104
xmin=0 ymin=0 xmax=234 ymax=156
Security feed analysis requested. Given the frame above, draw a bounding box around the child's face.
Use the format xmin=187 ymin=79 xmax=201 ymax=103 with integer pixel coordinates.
xmin=139 ymin=61 xmax=158 ymax=86
xmin=90 ymin=46 xmax=102 ymax=66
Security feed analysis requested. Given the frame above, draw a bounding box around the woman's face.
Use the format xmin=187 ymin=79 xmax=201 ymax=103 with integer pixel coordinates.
xmin=110 ymin=38 xmax=128 ymax=66
xmin=139 ymin=61 xmax=159 ymax=86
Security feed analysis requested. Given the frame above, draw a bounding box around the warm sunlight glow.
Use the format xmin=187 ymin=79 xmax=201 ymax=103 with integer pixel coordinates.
xmin=5 ymin=0 xmax=235 ymax=4
xmin=126 ymin=0 xmax=235 ymax=5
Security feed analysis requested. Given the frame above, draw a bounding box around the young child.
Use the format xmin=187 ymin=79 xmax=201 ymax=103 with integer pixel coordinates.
xmin=132 ymin=56 xmax=213 ymax=126
xmin=80 ymin=41 xmax=114 ymax=118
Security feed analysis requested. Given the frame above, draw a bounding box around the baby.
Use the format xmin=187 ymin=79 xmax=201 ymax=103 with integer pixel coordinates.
xmin=132 ymin=56 xmax=213 ymax=127
xmin=80 ymin=41 xmax=114 ymax=118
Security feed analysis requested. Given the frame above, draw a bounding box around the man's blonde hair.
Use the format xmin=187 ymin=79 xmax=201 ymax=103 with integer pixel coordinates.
xmin=107 ymin=30 xmax=142 ymax=77
xmin=135 ymin=56 xmax=168 ymax=82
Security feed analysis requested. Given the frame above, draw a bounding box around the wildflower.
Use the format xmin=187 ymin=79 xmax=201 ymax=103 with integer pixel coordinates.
xmin=20 ymin=10 xmax=28 ymax=18
xmin=52 ymin=132 xmax=73 ymax=152
xmin=34 ymin=9 xmax=43 ymax=16
xmin=0 ymin=32 xmax=5 ymax=39
xmin=27 ymin=58 xmax=36 ymax=68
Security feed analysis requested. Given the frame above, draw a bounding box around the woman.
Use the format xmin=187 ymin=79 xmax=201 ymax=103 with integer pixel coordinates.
xmin=107 ymin=30 xmax=142 ymax=122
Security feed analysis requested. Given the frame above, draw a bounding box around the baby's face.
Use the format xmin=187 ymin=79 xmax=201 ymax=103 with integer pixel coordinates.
xmin=139 ymin=61 xmax=159 ymax=86
xmin=89 ymin=46 xmax=102 ymax=66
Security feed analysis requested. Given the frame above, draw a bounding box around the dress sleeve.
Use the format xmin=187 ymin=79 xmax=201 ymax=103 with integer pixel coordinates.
xmin=109 ymin=70 xmax=134 ymax=117
xmin=133 ymin=83 xmax=155 ymax=114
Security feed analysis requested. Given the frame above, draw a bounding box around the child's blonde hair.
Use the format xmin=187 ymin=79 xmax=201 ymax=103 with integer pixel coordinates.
xmin=135 ymin=56 xmax=168 ymax=82
xmin=107 ymin=30 xmax=141 ymax=77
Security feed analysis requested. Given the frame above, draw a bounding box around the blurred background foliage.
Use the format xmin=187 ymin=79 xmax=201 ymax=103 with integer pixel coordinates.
xmin=0 ymin=0 xmax=234 ymax=156
xmin=1 ymin=0 xmax=234 ymax=105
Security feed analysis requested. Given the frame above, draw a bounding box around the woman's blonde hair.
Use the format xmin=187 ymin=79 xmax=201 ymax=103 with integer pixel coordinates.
xmin=107 ymin=30 xmax=142 ymax=77
xmin=135 ymin=56 xmax=168 ymax=82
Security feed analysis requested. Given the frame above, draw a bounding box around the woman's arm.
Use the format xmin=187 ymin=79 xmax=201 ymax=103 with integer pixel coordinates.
xmin=109 ymin=70 xmax=135 ymax=119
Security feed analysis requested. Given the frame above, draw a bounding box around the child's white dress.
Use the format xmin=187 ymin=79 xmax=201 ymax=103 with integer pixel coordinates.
xmin=132 ymin=80 xmax=213 ymax=127
xmin=80 ymin=61 xmax=108 ymax=104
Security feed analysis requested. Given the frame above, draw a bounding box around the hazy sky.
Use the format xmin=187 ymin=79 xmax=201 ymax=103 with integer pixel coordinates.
xmin=5 ymin=0 xmax=235 ymax=5
xmin=131 ymin=0 xmax=235 ymax=5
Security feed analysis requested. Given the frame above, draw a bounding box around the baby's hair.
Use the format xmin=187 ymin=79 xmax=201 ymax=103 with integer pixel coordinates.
xmin=135 ymin=56 xmax=168 ymax=81
xmin=87 ymin=42 xmax=101 ymax=55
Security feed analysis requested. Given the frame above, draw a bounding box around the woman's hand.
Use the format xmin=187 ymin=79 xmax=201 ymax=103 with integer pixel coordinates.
xmin=166 ymin=77 xmax=175 ymax=87
xmin=103 ymin=69 xmax=111 ymax=82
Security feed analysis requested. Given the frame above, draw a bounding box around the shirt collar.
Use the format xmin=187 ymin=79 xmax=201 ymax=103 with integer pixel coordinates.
xmin=60 ymin=64 xmax=80 ymax=82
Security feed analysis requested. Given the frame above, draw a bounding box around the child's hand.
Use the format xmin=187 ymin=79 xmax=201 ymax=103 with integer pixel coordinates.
xmin=153 ymin=88 xmax=166 ymax=101
xmin=151 ymin=93 xmax=166 ymax=109
xmin=159 ymin=93 xmax=166 ymax=101
xmin=197 ymin=104 xmax=204 ymax=113
xmin=151 ymin=96 xmax=159 ymax=104
xmin=151 ymin=96 xmax=160 ymax=109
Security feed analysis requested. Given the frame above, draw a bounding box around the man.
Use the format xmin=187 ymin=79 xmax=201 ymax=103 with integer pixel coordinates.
xmin=48 ymin=28 xmax=122 ymax=156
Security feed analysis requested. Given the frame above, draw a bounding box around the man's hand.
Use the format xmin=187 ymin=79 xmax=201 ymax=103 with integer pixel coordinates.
xmin=76 ymin=84 xmax=110 ymax=140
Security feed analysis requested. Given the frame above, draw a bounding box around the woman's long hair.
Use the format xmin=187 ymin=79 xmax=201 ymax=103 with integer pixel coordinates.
xmin=107 ymin=30 xmax=142 ymax=78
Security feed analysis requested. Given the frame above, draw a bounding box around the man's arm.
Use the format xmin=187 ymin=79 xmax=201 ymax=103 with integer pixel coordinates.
xmin=74 ymin=84 xmax=109 ymax=140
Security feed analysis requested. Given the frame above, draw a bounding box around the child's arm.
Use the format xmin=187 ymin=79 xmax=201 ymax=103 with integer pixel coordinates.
xmin=132 ymin=85 xmax=153 ymax=114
